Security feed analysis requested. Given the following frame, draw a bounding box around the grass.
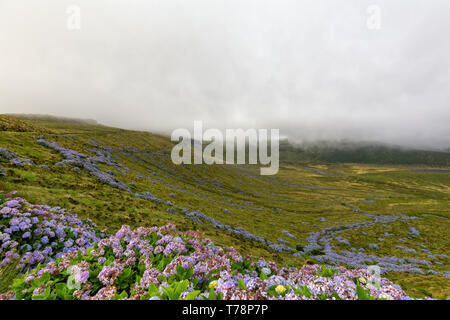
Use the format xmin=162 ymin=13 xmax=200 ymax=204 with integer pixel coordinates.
xmin=0 ymin=260 xmax=22 ymax=294
xmin=0 ymin=115 xmax=449 ymax=299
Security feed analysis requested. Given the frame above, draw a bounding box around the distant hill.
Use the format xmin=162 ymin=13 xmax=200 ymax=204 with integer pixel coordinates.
xmin=3 ymin=114 xmax=449 ymax=166
xmin=4 ymin=113 xmax=99 ymax=125
xmin=0 ymin=115 xmax=54 ymax=133
xmin=280 ymin=140 xmax=450 ymax=166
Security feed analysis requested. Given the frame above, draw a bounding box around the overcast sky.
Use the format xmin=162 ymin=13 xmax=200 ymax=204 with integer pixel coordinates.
xmin=0 ymin=0 xmax=449 ymax=149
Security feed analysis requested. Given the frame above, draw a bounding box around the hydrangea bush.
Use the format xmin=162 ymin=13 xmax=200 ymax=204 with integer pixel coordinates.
xmin=0 ymin=193 xmax=414 ymax=300
xmin=0 ymin=191 xmax=103 ymax=270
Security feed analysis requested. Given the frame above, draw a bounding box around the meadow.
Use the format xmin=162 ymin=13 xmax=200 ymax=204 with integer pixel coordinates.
xmin=0 ymin=115 xmax=449 ymax=299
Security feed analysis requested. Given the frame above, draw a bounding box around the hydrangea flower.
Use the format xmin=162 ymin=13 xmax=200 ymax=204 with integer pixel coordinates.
xmin=0 ymin=193 xmax=419 ymax=301
xmin=0 ymin=194 xmax=101 ymax=270
xmin=261 ymin=267 xmax=271 ymax=276
xmin=275 ymin=285 xmax=286 ymax=295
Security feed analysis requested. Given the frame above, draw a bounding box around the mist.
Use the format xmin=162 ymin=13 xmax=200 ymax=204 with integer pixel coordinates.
xmin=0 ymin=0 xmax=449 ymax=150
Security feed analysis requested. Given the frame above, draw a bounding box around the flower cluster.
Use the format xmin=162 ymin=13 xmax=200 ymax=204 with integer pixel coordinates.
xmin=0 ymin=192 xmax=103 ymax=270
xmin=0 ymin=148 xmax=34 ymax=167
xmin=0 ymin=195 xmax=415 ymax=300
xmin=36 ymin=136 xmax=130 ymax=191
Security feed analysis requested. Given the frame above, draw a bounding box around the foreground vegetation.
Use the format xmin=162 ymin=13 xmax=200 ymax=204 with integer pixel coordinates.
xmin=0 ymin=193 xmax=413 ymax=300
xmin=0 ymin=115 xmax=449 ymax=299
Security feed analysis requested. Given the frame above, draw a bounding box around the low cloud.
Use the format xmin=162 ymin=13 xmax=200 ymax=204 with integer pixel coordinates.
xmin=0 ymin=0 xmax=449 ymax=149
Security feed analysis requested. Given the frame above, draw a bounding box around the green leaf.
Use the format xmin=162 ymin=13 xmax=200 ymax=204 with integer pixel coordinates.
xmin=175 ymin=280 xmax=189 ymax=297
xmin=238 ymin=278 xmax=247 ymax=290
xmin=118 ymin=267 xmax=133 ymax=287
xmin=266 ymin=284 xmax=278 ymax=297
xmin=11 ymin=278 xmax=26 ymax=291
xmin=148 ymin=283 xmax=160 ymax=298
xmin=55 ymin=283 xmax=67 ymax=299
xmin=317 ymin=266 xmax=338 ymax=278
xmin=185 ymin=267 xmax=193 ymax=280
xmin=207 ymin=287 xmax=217 ymax=300
xmin=184 ymin=290 xmax=201 ymax=300
xmin=119 ymin=290 xmax=128 ymax=299
xmin=293 ymin=285 xmax=312 ymax=298
xmin=356 ymin=284 xmax=375 ymax=300
xmin=176 ymin=265 xmax=184 ymax=277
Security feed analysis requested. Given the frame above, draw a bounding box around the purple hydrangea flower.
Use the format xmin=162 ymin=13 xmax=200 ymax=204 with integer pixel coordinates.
xmin=41 ymin=236 xmax=49 ymax=244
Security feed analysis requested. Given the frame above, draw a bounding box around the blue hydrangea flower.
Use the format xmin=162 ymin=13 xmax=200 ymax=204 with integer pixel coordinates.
xmin=41 ymin=236 xmax=49 ymax=244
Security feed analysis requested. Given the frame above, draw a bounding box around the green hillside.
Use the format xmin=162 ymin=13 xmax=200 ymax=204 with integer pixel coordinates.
xmin=280 ymin=140 xmax=450 ymax=166
xmin=0 ymin=115 xmax=449 ymax=299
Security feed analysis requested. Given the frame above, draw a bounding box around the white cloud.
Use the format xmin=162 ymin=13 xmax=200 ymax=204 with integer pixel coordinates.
xmin=0 ymin=0 xmax=449 ymax=149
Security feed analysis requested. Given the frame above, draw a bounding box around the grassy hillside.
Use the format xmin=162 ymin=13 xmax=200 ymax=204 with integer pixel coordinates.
xmin=0 ymin=115 xmax=449 ymax=299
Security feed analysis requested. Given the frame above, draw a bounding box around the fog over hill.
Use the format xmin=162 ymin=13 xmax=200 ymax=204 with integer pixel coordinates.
xmin=279 ymin=140 xmax=450 ymax=166
xmin=0 ymin=1 xmax=449 ymax=149
xmin=3 ymin=113 xmax=449 ymax=166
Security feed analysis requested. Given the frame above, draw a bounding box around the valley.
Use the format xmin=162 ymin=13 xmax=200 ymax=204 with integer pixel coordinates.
xmin=0 ymin=115 xmax=449 ymax=298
